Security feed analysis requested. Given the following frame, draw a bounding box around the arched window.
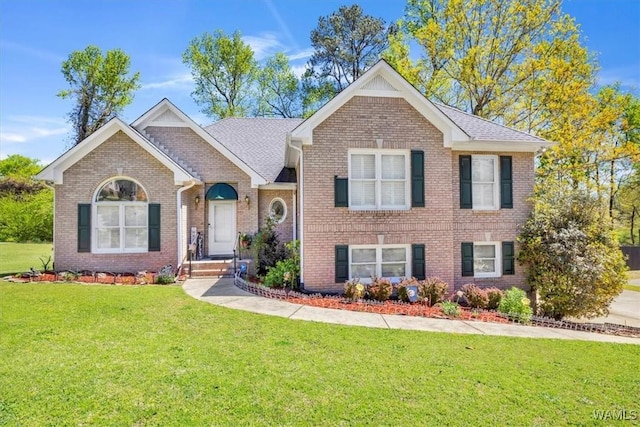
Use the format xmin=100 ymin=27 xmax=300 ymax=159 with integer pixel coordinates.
xmin=269 ymin=198 xmax=287 ymax=224
xmin=94 ymin=178 xmax=148 ymax=253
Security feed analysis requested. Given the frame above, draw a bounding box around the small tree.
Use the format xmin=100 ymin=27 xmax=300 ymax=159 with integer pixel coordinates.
xmin=58 ymin=45 xmax=140 ymax=145
xmin=518 ymin=183 xmax=627 ymax=320
xmin=250 ymin=217 xmax=286 ymax=277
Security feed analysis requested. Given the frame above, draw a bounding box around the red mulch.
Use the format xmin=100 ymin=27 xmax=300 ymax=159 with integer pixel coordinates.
xmin=285 ymin=296 xmax=509 ymax=323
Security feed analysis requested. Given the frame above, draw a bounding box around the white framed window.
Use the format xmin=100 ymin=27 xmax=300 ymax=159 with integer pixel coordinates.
xmin=472 ymin=155 xmax=499 ymax=210
xmin=349 ymin=149 xmax=410 ymax=210
xmin=93 ymin=178 xmax=148 ymax=253
xmin=349 ymin=244 xmax=410 ymax=283
xmin=269 ymin=198 xmax=287 ymax=224
xmin=473 ymin=242 xmax=501 ymax=278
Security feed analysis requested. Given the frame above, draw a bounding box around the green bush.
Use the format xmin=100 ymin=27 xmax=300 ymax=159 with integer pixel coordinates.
xmin=440 ymin=301 xmax=460 ymax=317
xmin=418 ymin=277 xmax=448 ymax=306
xmin=155 ymin=274 xmax=175 ymax=285
xmin=250 ymin=218 xmax=286 ymax=277
xmin=0 ymin=189 xmax=53 ymax=242
xmin=263 ymin=240 xmax=300 ymax=289
xmin=485 ymin=287 xmax=504 ymax=310
xmin=366 ymin=277 xmax=393 ymax=301
xmin=461 ymin=283 xmax=488 ymax=309
xmin=498 ymin=287 xmax=533 ymax=323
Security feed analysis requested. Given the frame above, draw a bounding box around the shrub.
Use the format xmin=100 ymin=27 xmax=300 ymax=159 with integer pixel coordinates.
xmin=250 ymin=217 xmax=287 ymax=277
xmin=344 ymin=279 xmax=366 ymax=300
xmin=396 ymin=277 xmax=420 ymax=302
xmin=498 ymin=287 xmax=533 ymax=323
xmin=418 ymin=277 xmax=448 ymax=306
xmin=155 ymin=274 xmax=175 ymax=285
xmin=440 ymin=301 xmax=460 ymax=317
xmin=263 ymin=240 xmax=300 ymax=289
xmin=367 ymin=277 xmax=393 ymax=301
xmin=485 ymin=287 xmax=504 ymax=310
xmin=461 ymin=283 xmax=489 ymax=309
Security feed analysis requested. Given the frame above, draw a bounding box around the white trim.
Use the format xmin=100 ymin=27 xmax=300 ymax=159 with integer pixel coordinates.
xmin=291 ymin=61 xmax=468 ymax=147
xmin=36 ymin=117 xmax=197 ymax=185
xmin=268 ymin=197 xmax=287 ymax=224
xmin=348 ymin=149 xmax=410 ymax=211
xmin=259 ymin=182 xmax=297 ymax=190
xmin=473 ymin=241 xmax=501 ymax=278
xmin=452 ymin=140 xmax=552 ymax=153
xmin=132 ymin=99 xmax=268 ymax=187
xmin=471 ymin=155 xmax=500 ymax=211
xmin=177 ymin=181 xmax=197 ymax=268
xmin=288 ymin=137 xmax=304 ymax=285
xmin=349 ymin=244 xmax=411 ymax=283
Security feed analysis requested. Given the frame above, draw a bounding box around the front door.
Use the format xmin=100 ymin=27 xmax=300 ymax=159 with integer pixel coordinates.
xmin=208 ymin=200 xmax=236 ymax=255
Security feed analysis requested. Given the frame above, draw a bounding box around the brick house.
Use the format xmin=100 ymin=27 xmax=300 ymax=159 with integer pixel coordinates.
xmin=37 ymin=60 xmax=551 ymax=292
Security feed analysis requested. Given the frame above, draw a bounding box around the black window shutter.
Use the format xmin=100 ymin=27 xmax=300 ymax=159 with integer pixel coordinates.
xmin=335 ymin=245 xmax=349 ymax=282
xmin=459 ymin=155 xmax=472 ymax=209
xmin=78 ymin=204 xmax=91 ymax=253
xmin=461 ymin=242 xmax=474 ymax=276
xmin=502 ymin=241 xmax=515 ymax=275
xmin=334 ymin=176 xmax=348 ymax=207
xmin=500 ymin=156 xmax=513 ymax=209
xmin=148 ymin=204 xmax=161 ymax=252
xmin=411 ymin=244 xmax=426 ymax=280
xmin=411 ymin=150 xmax=425 ymax=208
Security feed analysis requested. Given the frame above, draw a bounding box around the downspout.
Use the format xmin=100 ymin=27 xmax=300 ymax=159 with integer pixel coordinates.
xmin=287 ymin=134 xmax=303 ymax=286
xmin=177 ymin=180 xmax=197 ymax=271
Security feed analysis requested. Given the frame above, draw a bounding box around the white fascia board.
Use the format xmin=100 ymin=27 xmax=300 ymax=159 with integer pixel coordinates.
xmin=259 ymin=183 xmax=297 ymax=190
xmin=36 ymin=118 xmax=198 ymax=185
xmin=132 ymin=98 xmax=268 ymax=187
xmin=450 ymin=139 xmax=555 ymax=153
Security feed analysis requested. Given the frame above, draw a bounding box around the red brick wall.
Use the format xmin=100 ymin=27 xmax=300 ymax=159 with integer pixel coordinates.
xmin=301 ymin=96 xmax=533 ymax=293
xmin=54 ymin=131 xmax=178 ymax=272
xmin=258 ymin=189 xmax=295 ymax=243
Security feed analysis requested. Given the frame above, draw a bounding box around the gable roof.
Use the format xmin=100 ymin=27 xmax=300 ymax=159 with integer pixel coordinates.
xmin=204 ymin=117 xmax=303 ymax=182
xmin=132 ymin=99 xmax=270 ymax=187
xmin=36 ymin=117 xmax=198 ymax=185
xmin=289 ymin=59 xmax=553 ymax=153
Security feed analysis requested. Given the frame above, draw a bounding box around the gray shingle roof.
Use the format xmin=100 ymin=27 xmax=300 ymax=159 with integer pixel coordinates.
xmin=204 ymin=117 xmax=303 ymax=182
xmin=435 ymin=103 xmax=547 ymax=143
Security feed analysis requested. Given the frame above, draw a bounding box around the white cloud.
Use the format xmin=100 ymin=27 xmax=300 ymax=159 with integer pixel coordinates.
xmin=290 ymin=64 xmax=309 ymax=79
xmin=597 ymin=66 xmax=640 ymax=92
xmin=141 ymin=72 xmax=194 ymax=90
xmin=288 ymin=48 xmax=314 ymax=61
xmin=262 ymin=0 xmax=299 ymax=50
xmin=243 ymin=32 xmax=284 ymax=60
xmin=0 ymin=116 xmax=70 ymax=145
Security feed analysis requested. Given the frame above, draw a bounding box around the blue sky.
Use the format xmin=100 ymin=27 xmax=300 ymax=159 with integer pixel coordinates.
xmin=1 ymin=0 xmax=638 ymax=165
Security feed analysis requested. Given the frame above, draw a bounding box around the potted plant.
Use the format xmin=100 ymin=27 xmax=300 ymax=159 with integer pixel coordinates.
xmin=239 ymin=232 xmax=252 ymax=248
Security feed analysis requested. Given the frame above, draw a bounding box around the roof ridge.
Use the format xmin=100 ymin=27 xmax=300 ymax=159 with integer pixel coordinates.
xmin=434 ymin=102 xmax=546 ymax=142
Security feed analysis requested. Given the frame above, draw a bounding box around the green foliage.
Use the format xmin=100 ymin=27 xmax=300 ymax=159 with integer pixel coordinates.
xmin=518 ymin=183 xmax=628 ymax=319
xmin=343 ymin=279 xmax=366 ymax=300
xmin=486 ymin=288 xmax=504 ymax=310
xmin=417 ymin=277 xmax=448 ymax=306
xmin=250 ymin=218 xmax=286 ymax=277
xmin=183 ymin=30 xmax=257 ymax=119
xmin=59 ymin=45 xmax=140 ymax=145
xmin=263 ymin=240 xmax=300 ymax=289
xmin=440 ymin=301 xmax=460 ymax=317
xmin=461 ymin=283 xmax=489 ymax=309
xmin=498 ymin=287 xmax=533 ymax=323
xmin=155 ymin=274 xmax=175 ymax=285
xmin=255 ymin=53 xmax=302 ymax=118
xmin=0 ymin=155 xmax=42 ymax=179
xmin=366 ymin=277 xmax=393 ymax=301
xmin=308 ymin=4 xmax=389 ymax=92
xmin=0 ymin=188 xmax=53 ymax=242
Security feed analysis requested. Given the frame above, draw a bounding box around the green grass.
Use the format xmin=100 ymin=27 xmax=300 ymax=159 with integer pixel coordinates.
xmin=1 ymin=284 xmax=639 ymax=426
xmin=0 ymin=242 xmax=52 ymax=275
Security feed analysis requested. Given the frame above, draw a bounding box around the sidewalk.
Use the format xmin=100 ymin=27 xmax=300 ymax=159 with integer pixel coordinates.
xmin=182 ymin=278 xmax=640 ymax=345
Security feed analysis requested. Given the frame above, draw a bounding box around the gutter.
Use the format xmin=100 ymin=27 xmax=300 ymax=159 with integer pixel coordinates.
xmin=287 ymin=133 xmax=304 ymax=287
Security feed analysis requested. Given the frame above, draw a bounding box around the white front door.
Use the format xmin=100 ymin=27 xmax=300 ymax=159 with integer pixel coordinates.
xmin=208 ymin=201 xmax=236 ymax=255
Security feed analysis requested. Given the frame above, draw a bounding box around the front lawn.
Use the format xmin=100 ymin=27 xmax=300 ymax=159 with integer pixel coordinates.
xmin=0 ymin=242 xmax=52 ymax=275
xmin=1 ymin=283 xmax=638 ymax=426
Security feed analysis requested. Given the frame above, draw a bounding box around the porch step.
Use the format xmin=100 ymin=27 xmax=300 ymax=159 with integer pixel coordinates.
xmin=182 ymin=259 xmax=236 ymax=278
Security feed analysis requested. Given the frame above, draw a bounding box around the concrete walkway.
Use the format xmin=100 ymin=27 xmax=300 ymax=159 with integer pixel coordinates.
xmin=182 ymin=278 xmax=640 ymax=345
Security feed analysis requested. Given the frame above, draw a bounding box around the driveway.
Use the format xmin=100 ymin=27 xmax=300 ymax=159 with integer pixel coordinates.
xmin=587 ymin=290 xmax=640 ymax=328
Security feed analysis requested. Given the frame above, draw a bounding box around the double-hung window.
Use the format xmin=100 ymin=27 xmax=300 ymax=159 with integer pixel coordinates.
xmin=460 ymin=155 xmax=512 ymax=210
xmin=461 ymin=241 xmax=515 ymax=278
xmin=472 ymin=156 xmax=499 ymax=210
xmin=349 ymin=150 xmax=410 ymax=210
xmin=94 ymin=179 xmax=149 ymax=253
xmin=350 ymin=245 xmax=410 ymax=282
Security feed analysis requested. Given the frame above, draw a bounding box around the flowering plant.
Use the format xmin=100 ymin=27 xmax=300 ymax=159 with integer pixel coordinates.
xmin=344 ymin=279 xmax=366 ymax=299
